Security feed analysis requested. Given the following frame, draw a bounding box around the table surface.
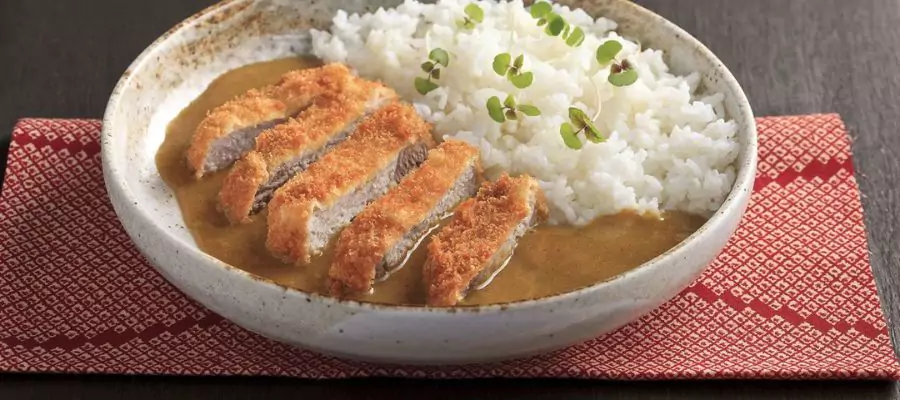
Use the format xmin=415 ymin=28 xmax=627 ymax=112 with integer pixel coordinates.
xmin=1 ymin=0 xmax=899 ymax=398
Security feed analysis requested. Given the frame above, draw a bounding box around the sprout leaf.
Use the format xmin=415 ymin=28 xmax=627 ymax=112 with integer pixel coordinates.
xmin=414 ymin=77 xmax=439 ymax=95
xmin=464 ymin=3 xmax=484 ymax=23
xmin=517 ymin=104 xmax=541 ymax=116
xmin=509 ymin=71 xmax=534 ymax=89
xmin=546 ymin=15 xmax=566 ymax=36
xmin=560 ymin=123 xmax=583 ymax=149
xmin=504 ymin=94 xmax=517 ymax=108
xmin=596 ymin=40 xmax=623 ymax=64
xmin=493 ymin=53 xmax=511 ymax=76
xmin=566 ymin=27 xmax=585 ymax=47
xmin=429 ymin=48 xmax=450 ymax=67
xmin=530 ymin=1 xmax=552 ymax=18
xmin=486 ymin=96 xmax=505 ymax=123
xmin=608 ymin=68 xmax=638 ymax=86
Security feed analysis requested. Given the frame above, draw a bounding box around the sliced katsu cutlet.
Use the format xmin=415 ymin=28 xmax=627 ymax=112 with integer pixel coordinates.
xmin=186 ymin=63 xmax=353 ymax=178
xmin=423 ymin=174 xmax=548 ymax=306
xmin=266 ymin=102 xmax=434 ymax=265
xmin=328 ymin=140 xmax=482 ymax=297
xmin=217 ymin=79 xmax=397 ymax=223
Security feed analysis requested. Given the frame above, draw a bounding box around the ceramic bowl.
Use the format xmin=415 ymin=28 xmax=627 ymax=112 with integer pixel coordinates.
xmin=101 ymin=0 xmax=757 ymax=364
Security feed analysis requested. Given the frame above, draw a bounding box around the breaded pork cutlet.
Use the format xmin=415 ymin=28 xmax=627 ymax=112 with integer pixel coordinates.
xmin=217 ymin=79 xmax=396 ymax=223
xmin=266 ymin=102 xmax=434 ymax=264
xmin=186 ymin=63 xmax=353 ymax=178
xmin=423 ymin=174 xmax=548 ymax=306
xmin=328 ymin=140 xmax=482 ymax=297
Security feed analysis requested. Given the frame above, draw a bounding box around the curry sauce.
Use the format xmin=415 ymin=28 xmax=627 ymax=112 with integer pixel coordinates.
xmin=155 ymin=58 xmax=706 ymax=306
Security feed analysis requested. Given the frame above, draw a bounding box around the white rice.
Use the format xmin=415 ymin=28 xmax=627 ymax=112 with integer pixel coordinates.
xmin=310 ymin=0 xmax=739 ymax=225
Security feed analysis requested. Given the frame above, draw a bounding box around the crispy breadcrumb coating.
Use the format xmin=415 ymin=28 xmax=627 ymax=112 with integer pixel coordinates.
xmin=328 ymin=140 xmax=481 ymax=297
xmin=423 ymin=174 xmax=548 ymax=306
xmin=186 ymin=63 xmax=353 ymax=178
xmin=266 ymin=102 xmax=435 ymax=264
xmin=217 ymin=78 xmax=396 ymax=223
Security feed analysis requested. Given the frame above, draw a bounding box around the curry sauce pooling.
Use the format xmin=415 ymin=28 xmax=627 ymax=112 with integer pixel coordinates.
xmin=155 ymin=58 xmax=706 ymax=306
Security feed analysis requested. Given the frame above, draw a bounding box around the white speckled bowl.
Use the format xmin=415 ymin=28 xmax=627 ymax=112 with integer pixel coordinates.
xmin=101 ymin=0 xmax=756 ymax=364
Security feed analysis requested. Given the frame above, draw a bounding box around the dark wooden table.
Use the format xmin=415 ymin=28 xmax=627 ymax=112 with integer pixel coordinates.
xmin=2 ymin=0 xmax=899 ymax=398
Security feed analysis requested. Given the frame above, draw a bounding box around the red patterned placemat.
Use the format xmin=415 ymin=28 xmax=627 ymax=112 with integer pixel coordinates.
xmin=1 ymin=114 xmax=898 ymax=379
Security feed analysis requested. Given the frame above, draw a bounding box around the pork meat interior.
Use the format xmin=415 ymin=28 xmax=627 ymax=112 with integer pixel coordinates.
xmin=218 ymin=78 xmax=397 ymax=223
xmin=185 ymin=63 xmax=353 ymax=178
xmin=266 ymin=102 xmax=434 ymax=264
xmin=328 ymin=140 xmax=482 ymax=297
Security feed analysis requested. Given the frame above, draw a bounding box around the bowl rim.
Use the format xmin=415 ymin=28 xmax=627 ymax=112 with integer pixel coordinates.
xmin=102 ymin=0 xmax=758 ymax=314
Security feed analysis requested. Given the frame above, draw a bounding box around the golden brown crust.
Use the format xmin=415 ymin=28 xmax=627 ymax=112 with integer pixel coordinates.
xmin=186 ymin=63 xmax=353 ymax=178
xmin=255 ymin=80 xmax=394 ymax=169
xmin=328 ymin=140 xmax=481 ymax=297
xmin=266 ymin=102 xmax=435 ymax=264
xmin=423 ymin=174 xmax=548 ymax=306
xmin=265 ymin=197 xmax=315 ymax=263
xmin=218 ymin=151 xmax=269 ymax=224
xmin=217 ymin=78 xmax=397 ymax=224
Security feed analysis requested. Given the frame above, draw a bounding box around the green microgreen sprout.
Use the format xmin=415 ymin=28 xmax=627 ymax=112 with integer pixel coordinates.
xmin=480 ymin=6 xmax=636 ymax=149
xmin=566 ymin=26 xmax=585 ymax=47
xmin=608 ymin=59 xmax=638 ymax=87
xmin=545 ymin=13 xmax=566 ymax=36
xmin=486 ymin=94 xmax=541 ymax=123
xmin=493 ymin=53 xmax=534 ymax=89
xmin=529 ymin=1 xmax=584 ymax=47
xmin=595 ymin=40 xmax=638 ymax=87
xmin=529 ymin=1 xmax=552 ymax=19
xmin=415 ymin=48 xmax=450 ymax=95
xmin=559 ymin=107 xmax=603 ymax=149
xmin=595 ymin=40 xmax=622 ymax=65
xmin=457 ymin=3 xmax=484 ymax=30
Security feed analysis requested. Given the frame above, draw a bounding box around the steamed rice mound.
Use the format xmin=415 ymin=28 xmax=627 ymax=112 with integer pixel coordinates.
xmin=311 ymin=0 xmax=740 ymax=225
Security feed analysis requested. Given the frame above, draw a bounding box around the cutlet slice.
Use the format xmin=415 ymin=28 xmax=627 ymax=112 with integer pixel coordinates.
xmin=186 ymin=63 xmax=353 ymax=178
xmin=328 ymin=140 xmax=482 ymax=297
xmin=266 ymin=102 xmax=434 ymax=265
xmin=218 ymin=80 xmax=397 ymax=223
xmin=423 ymin=174 xmax=548 ymax=306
